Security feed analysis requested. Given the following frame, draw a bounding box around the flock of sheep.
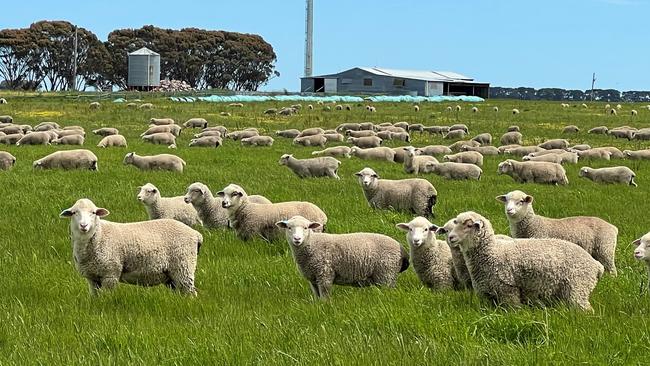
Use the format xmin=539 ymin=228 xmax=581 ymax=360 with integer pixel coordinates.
xmin=1 ymin=100 xmax=649 ymax=312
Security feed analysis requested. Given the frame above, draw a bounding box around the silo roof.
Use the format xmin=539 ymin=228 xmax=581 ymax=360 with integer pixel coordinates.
xmin=128 ymin=47 xmax=159 ymax=56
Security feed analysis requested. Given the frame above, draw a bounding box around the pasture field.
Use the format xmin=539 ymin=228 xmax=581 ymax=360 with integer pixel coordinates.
xmin=1 ymin=94 xmax=649 ymax=364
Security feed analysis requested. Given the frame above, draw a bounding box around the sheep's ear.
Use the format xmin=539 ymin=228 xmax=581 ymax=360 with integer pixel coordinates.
xmin=216 ymin=191 xmax=225 ymax=198
xmin=495 ymin=195 xmax=507 ymax=203
xmin=59 ymin=209 xmax=74 ymax=218
xmin=95 ymin=208 xmax=110 ymax=217
xmin=435 ymin=226 xmax=448 ymax=235
xmin=234 ymin=191 xmax=243 ymax=197
xmin=429 ymin=224 xmax=440 ymax=232
xmin=275 ymin=220 xmax=288 ymax=229
xmin=472 ymin=219 xmax=484 ymax=230
xmin=396 ymin=223 xmax=410 ymax=232
xmin=308 ymin=222 xmax=321 ymax=230
xmin=632 ymin=238 xmax=641 ymax=246
xmin=151 ymin=188 xmax=157 ymax=194
xmin=354 ymin=172 xmax=363 ymax=177
xmin=523 ymin=195 xmax=534 ymax=204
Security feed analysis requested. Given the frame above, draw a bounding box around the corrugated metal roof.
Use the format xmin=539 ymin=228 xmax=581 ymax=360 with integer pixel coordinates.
xmin=128 ymin=47 xmax=159 ymax=56
xmin=358 ymin=67 xmax=473 ymax=82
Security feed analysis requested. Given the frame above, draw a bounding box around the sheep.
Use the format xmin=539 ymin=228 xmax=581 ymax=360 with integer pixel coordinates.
xmin=420 ymin=145 xmax=453 ymax=156
xmin=496 ymin=190 xmax=618 ymax=275
xmin=414 ymin=105 xmax=420 ymax=112
xmin=276 ymin=129 xmax=301 ymax=138
xmin=443 ymin=130 xmax=466 ymax=140
xmin=631 ymin=109 xmax=638 ymax=116
xmin=97 ymin=134 xmax=127 ymax=148
xmin=323 ymin=133 xmax=344 ymax=142
xmin=149 ymin=118 xmax=175 ymax=126
xmin=493 ymin=106 xmax=499 ymax=112
xmin=512 ymin=108 xmax=520 ymax=115
xmin=293 ymin=134 xmax=326 ymax=147
xmin=142 ymin=132 xmax=176 ymax=146
xmin=623 ymin=149 xmax=650 ymax=160
xmin=633 ymin=128 xmax=650 ymax=140
xmin=359 ymin=122 xmax=374 ymax=130
xmin=138 ymin=103 xmax=154 ymax=109
xmin=605 ymin=104 xmax=611 ymax=109
xmin=507 ymin=125 xmax=520 ymax=132
xmin=561 ymin=103 xmax=569 ymax=108
xmin=126 ymin=103 xmax=137 ymax=108
xmin=93 ymin=127 xmax=119 ymax=136
xmin=396 ymin=217 xmax=456 ymax=290
xmin=89 ymin=102 xmax=100 ymax=109
xmin=276 ymin=215 xmax=408 ymax=299
xmin=137 ymin=183 xmax=202 ymax=226
xmin=241 ymin=135 xmax=274 ymax=147
xmin=52 ymin=134 xmax=85 ymax=146
xmin=592 ymin=147 xmax=624 ymax=159
xmin=526 ymin=151 xmax=578 ymax=164
xmin=394 ymin=122 xmax=409 ymax=130
xmin=355 ymin=167 xmax=437 ymax=217
xmin=500 ymin=131 xmax=523 ymax=145
xmin=446 ymin=106 xmax=453 ymax=112
xmin=336 ymin=123 xmax=361 ymax=132
xmin=229 ymin=102 xmax=244 ymax=107
xmin=0 ymin=115 xmax=13 ymax=123
xmin=279 ymin=154 xmax=340 ymax=179
xmin=56 ymin=129 xmax=84 ymax=137
xmin=633 ymin=233 xmax=650 ymax=290
xmin=183 ymin=118 xmax=208 ymax=129
xmin=497 ymin=159 xmax=568 ymax=185
xmin=616 ymin=104 xmax=622 ymax=109
xmin=312 ymin=146 xmax=352 ymax=158
xmin=471 ymin=106 xmax=478 ymax=113
xmin=0 ymin=125 xmax=24 ymax=135
xmin=123 ymin=152 xmax=185 ymax=173
xmin=350 ymin=146 xmax=395 ymax=162
xmin=609 ymin=108 xmax=618 ymax=115
xmin=203 ymin=126 xmax=228 ymax=135
xmin=377 ymin=126 xmax=407 ymax=133
xmin=335 ymin=105 xmax=343 ymax=111
xmin=298 ymin=127 xmax=325 ymax=137
xmin=570 ymin=144 xmax=591 ymax=151
xmin=188 ymin=136 xmax=222 ymax=148
xmin=424 ymin=161 xmax=482 ymax=180
xmin=60 ymin=198 xmax=201 ymax=295
xmin=0 ymin=98 xmax=6 ymax=104
xmin=183 ymin=183 xmax=230 ymax=228
xmin=403 ymin=146 xmax=438 ymax=175
xmin=142 ymin=125 xmax=181 ymax=137
xmin=581 ymin=103 xmax=588 ymax=108
xmin=472 ymin=133 xmax=492 ymax=145
xmin=226 ymin=130 xmax=259 ymax=141
xmin=443 ymin=151 xmax=483 ymax=167
xmin=0 ymin=151 xmax=16 ymax=170
xmin=449 ymin=123 xmax=469 ymax=133
xmin=563 ymin=125 xmax=580 ymax=133
xmin=193 ymin=130 xmax=221 ymax=139
xmin=526 ymin=148 xmax=566 ymax=157
xmin=33 ymin=149 xmax=98 ymax=170
xmin=0 ymin=133 xmax=23 ymax=145
xmin=576 ymin=149 xmax=611 ymax=160
xmin=423 ymin=126 xmax=449 ymax=135
xmin=447 ymin=211 xmax=603 ymax=310
xmin=346 ymin=130 xmax=376 ymax=138
xmin=455 ymin=105 xmax=462 ymax=112
xmin=307 ymin=104 xmax=313 ymax=110
xmin=608 ymin=128 xmax=635 ymax=140
xmin=375 ymin=131 xmax=392 ymax=140
xmin=538 ymin=139 xmax=569 ymax=150
xmin=264 ymin=108 xmax=277 ymax=115
xmin=448 ymin=140 xmax=480 ymax=152
xmin=216 ymin=184 xmax=328 ymax=242
xmin=389 ymin=131 xmax=410 ymax=142
xmin=347 ymin=136 xmax=382 ymax=148
xmin=17 ymin=131 xmax=53 ymax=146
xmin=407 ymin=124 xmax=424 ymax=134
xmin=34 ymin=124 xmax=58 ymax=132
xmin=579 ymin=166 xmax=637 ymax=186
xmin=461 ymin=145 xmax=499 ymax=156
xmin=20 ymin=124 xmax=33 ymax=133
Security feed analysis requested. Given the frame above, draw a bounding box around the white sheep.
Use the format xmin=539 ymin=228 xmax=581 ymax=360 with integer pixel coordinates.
xmin=142 ymin=132 xmax=176 ymax=146
xmin=89 ymin=102 xmax=100 ymax=109
xmin=312 ymin=146 xmax=352 ymax=158
xmin=149 ymin=118 xmax=174 ymax=126
xmin=298 ymin=127 xmax=325 ymax=137
xmin=350 ymin=146 xmax=395 ymax=162
xmin=448 ymin=140 xmax=480 ymax=152
xmin=471 ymin=133 xmax=492 ymax=145
xmin=497 ymin=159 xmax=568 ymax=185
xmin=624 ymin=149 xmax=650 ymax=160
xmin=423 ymin=161 xmax=482 ymax=180
xmin=414 ymin=105 xmax=420 ymax=112
xmin=347 ymin=136 xmax=382 ymax=148
xmin=123 ymin=152 xmax=185 ymax=173
xmin=512 ymin=108 xmax=520 ymax=115
xmin=562 ymin=125 xmax=580 ymax=133
xmin=633 ymin=233 xmax=650 ymax=291
xmin=97 ymin=135 xmax=127 ymax=148
xmin=293 ymin=134 xmax=326 ymax=147
xmin=142 ymin=125 xmax=181 ymax=137
xmin=276 ymin=129 xmax=301 ymax=138
xmin=93 ymin=127 xmax=119 ymax=136
xmin=493 ymin=106 xmax=499 ymax=112
xmin=500 ymin=131 xmax=523 ymax=145
xmin=52 ymin=135 xmax=85 ymax=146
xmin=588 ymin=126 xmax=609 ymax=134
xmin=538 ymin=139 xmax=569 ymax=150
xmin=183 ymin=118 xmax=208 ymax=129
xmin=138 ymin=103 xmax=154 ymax=109
xmin=189 ymin=136 xmax=222 ymax=147
xmin=60 ymin=198 xmax=201 ymax=295
xmin=443 ymin=151 xmax=483 ymax=167
xmin=241 ymin=135 xmax=274 ymax=146
xmin=403 ymin=146 xmax=438 ymax=175
xmin=0 ymin=151 xmax=16 ymax=170
xmin=138 ymin=183 xmax=202 ymax=226
xmin=471 ymin=106 xmax=478 ymax=113
xmin=579 ymin=166 xmax=637 ymax=186
xmin=34 ymin=150 xmax=98 ymax=170
xmin=279 ymin=154 xmax=340 ymax=179
xmin=461 ymin=145 xmax=499 ymax=156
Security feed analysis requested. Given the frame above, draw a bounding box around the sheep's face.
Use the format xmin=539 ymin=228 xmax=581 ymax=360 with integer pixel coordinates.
xmin=633 ymin=234 xmax=650 ymax=262
xmin=578 ymin=167 xmax=589 ymax=177
xmin=276 ymin=216 xmax=321 ymax=246
xmin=216 ymin=184 xmax=248 ymax=209
xmin=60 ymin=199 xmax=109 ymax=236
xmin=497 ymin=160 xmax=514 ymax=175
xmin=396 ymin=217 xmax=437 ymax=248
xmin=435 ymin=220 xmax=457 ymax=247
xmin=355 ymin=168 xmax=379 ymax=188
xmin=496 ymin=190 xmax=533 ymax=220
xmin=447 ymin=212 xmax=486 ymax=250
xmin=138 ymin=183 xmax=160 ymax=205
xmin=278 ymin=154 xmax=292 ymax=166
xmin=123 ymin=152 xmax=135 ymax=165
xmin=403 ymin=147 xmax=419 ymax=158
xmin=184 ymin=183 xmax=208 ymax=205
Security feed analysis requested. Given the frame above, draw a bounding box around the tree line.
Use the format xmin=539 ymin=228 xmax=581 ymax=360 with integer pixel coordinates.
xmin=490 ymin=87 xmax=650 ymax=103
xmin=0 ymin=21 xmax=278 ymax=91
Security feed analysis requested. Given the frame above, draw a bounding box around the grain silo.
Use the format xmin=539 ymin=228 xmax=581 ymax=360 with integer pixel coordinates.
xmin=127 ymin=47 xmax=160 ymax=90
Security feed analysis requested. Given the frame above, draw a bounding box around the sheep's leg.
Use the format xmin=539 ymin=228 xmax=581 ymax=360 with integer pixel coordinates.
xmin=595 ymin=244 xmax=617 ymax=276
xmin=87 ymin=279 xmax=100 ymax=295
xmin=309 ymin=282 xmax=320 ymax=298
xmin=630 ymin=177 xmax=638 ymax=187
xmin=497 ymin=287 xmax=522 ymax=308
xmin=99 ymin=277 xmax=119 ymax=292
xmin=316 ymin=276 xmax=333 ymax=299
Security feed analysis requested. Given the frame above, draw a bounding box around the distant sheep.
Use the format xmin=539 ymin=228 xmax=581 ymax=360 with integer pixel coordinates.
xmin=497 ymin=159 xmax=568 ymax=185
xmin=241 ymin=135 xmax=274 ymax=146
xmin=579 ymin=166 xmax=637 ymax=186
xmin=279 ymin=154 xmax=340 ymax=179
xmin=562 ymin=125 xmax=580 ymax=133
xmin=123 ymin=152 xmax=185 ymax=173
xmin=512 ymin=108 xmax=520 ymax=115
xmin=183 ymin=118 xmax=208 ymax=129
xmin=97 ymin=135 xmax=127 ymax=148
xmin=0 ymin=151 xmax=16 ymax=170
xmin=34 ymin=150 xmax=98 ymax=170
xmin=350 ymin=146 xmax=395 ymax=162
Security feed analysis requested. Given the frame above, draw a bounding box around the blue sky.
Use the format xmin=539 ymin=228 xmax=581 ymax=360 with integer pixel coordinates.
xmin=3 ymin=0 xmax=648 ymax=91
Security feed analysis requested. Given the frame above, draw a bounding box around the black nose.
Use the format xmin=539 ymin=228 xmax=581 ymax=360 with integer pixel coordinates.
xmin=221 ymin=202 xmax=228 ymax=208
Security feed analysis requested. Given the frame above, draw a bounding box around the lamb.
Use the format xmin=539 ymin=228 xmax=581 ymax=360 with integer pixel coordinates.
xmin=97 ymin=135 xmax=127 ymax=148
xmin=527 ymin=148 xmax=566 ymax=157
xmin=389 ymin=131 xmax=410 ymax=142
xmin=149 ymin=118 xmax=175 ymax=126
xmin=563 ymin=125 xmax=580 ymax=133
xmin=0 ymin=98 xmax=6 ymax=104
xmin=89 ymin=102 xmax=100 ymax=109
xmin=616 ymin=104 xmax=622 ymax=109
xmin=241 ymin=135 xmax=274 ymax=146
xmin=277 ymin=215 xmax=408 ymax=299
xmin=141 ymin=125 xmax=181 ymax=137
xmin=36 ymin=121 xmax=59 ymax=129
xmin=632 ymin=128 xmax=650 ymax=140
xmin=608 ymin=128 xmax=635 ymax=140
xmin=443 ymin=130 xmax=466 ymax=140
xmin=538 ymin=139 xmax=569 ymax=150
xmin=443 ymin=151 xmax=483 ymax=167
xmin=33 ymin=149 xmax=98 ymax=170
xmin=423 ymin=126 xmax=449 ymax=135
xmin=472 ymin=133 xmax=492 ymax=145
xmin=497 ymin=159 xmax=568 ymax=185
xmin=52 ymin=134 xmax=85 ymax=146
xmin=229 ymin=102 xmax=244 ymax=107
xmin=403 ymin=146 xmax=438 ymax=175
xmin=623 ymin=149 xmax=650 ymax=160
xmin=507 ymin=125 xmax=520 ymax=132
xmin=423 ymin=161 xmax=482 ymax=180
xmin=56 ymin=129 xmax=84 ymax=137
xmin=0 ymin=125 xmax=23 ymax=135
xmin=414 ymin=105 xmax=420 ymax=112
xmin=420 ymin=145 xmax=453 ymax=156
xmin=579 ymin=166 xmax=637 ymax=186
xmin=123 ymin=152 xmax=185 ymax=173
xmin=264 ymin=108 xmax=277 ymax=115
xmin=375 ymin=131 xmax=392 ymax=140
xmin=138 ymin=103 xmax=154 ymax=109
xmin=346 ymin=130 xmax=376 ymax=138
xmin=397 ymin=217 xmax=456 ymax=290
xmin=497 ymin=190 xmax=617 ymax=275
xmin=461 ymin=145 xmax=499 ymax=156
xmin=350 ymin=146 xmax=395 ymax=162
xmin=632 ymin=109 xmax=638 ymax=116
xmin=512 ymin=108 xmax=520 ymax=115
xmin=471 ymin=107 xmax=478 ymax=113
xmin=216 ymin=184 xmax=328 ymax=242
xmin=226 ymin=130 xmax=259 ymax=141
xmin=576 ymin=149 xmax=611 ymax=160
xmin=347 ymin=136 xmax=382 ymax=148
xmin=138 ymin=183 xmax=202 ymax=226
xmin=298 ymin=127 xmax=325 ymax=137
xmin=633 ymin=233 xmax=650 ymax=291
xmin=394 ymin=122 xmax=410 ymax=130
xmin=609 ymin=108 xmax=618 ymax=115
xmin=435 ymin=219 xmax=472 ymax=289
xmin=0 ymin=151 xmax=16 ymax=170
xmin=0 ymin=133 xmax=23 ymax=145
xmin=293 ymin=134 xmax=326 ymax=147
xmin=183 ymin=118 xmax=208 ymax=129
xmin=455 ymin=105 xmax=462 ymax=112
xmin=93 ymin=127 xmax=119 ymax=136
xmin=359 ymin=122 xmax=374 ymax=130
xmin=203 ymin=126 xmax=228 ymax=135
xmin=355 ymin=167 xmax=437 ymax=217
xmin=276 ymin=129 xmax=301 ymax=138
xmin=142 ymin=132 xmax=176 ymax=146
xmin=189 ymin=136 xmax=222 ymax=147
xmin=493 ymin=106 xmax=499 ymax=112
xmin=312 ymin=146 xmax=352 ymax=158
xmin=60 ymin=198 xmax=201 ymax=295
xmin=500 ymin=131 xmax=523 ymax=145
xmin=448 ymin=140 xmax=480 ymax=152
xmin=17 ymin=131 xmax=54 ymax=146
xmin=525 ymin=151 xmax=578 ymax=164
xmin=447 ymin=211 xmax=603 ymax=311
xmin=183 ymin=183 xmax=229 ymax=228
xmin=279 ymin=154 xmax=341 ymax=179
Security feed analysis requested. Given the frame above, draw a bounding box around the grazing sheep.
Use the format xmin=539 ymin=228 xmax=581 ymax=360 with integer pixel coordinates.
xmin=0 ymin=125 xmax=24 ymax=135
xmin=279 ymin=154 xmax=340 ymax=179
xmin=512 ymin=108 xmax=520 ymax=115
xmin=443 ymin=151 xmax=483 ymax=167
xmin=93 ymin=127 xmax=119 ymax=136
xmin=443 ymin=130 xmax=466 ymax=140
xmin=497 ymin=190 xmax=618 ymax=275
xmin=298 ymin=127 xmax=325 ymax=137
xmin=138 ymin=103 xmax=154 ymax=109
xmin=293 ymin=134 xmax=326 ymax=147
xmin=623 ymin=149 xmax=650 ymax=160
xmin=183 ymin=118 xmax=208 ymax=129
xmin=52 ymin=135 xmax=85 ymax=146
xmin=500 ymin=131 xmax=523 ymax=145
xmin=123 ymin=152 xmax=185 ymax=173
xmin=89 ymin=102 xmax=100 ymax=109
xmin=507 ymin=125 xmax=520 ymax=132
xmin=493 ymin=106 xmax=499 ymax=112
xmin=0 ymin=133 xmax=23 ymax=145
xmin=347 ymin=136 xmax=382 ymax=148
xmin=323 ymin=133 xmax=344 ymax=142
xmin=189 ymin=136 xmax=222 ymax=148
xmin=394 ymin=122 xmax=409 ymax=130
xmin=33 ymin=150 xmax=98 ymax=170
xmin=581 ymin=103 xmax=588 ymax=108
xmin=526 ymin=148 xmax=566 ymax=157
xmin=17 ymin=131 xmax=53 ymax=146
xmin=450 ymin=124 xmax=469 ymax=133
xmin=0 ymin=98 xmax=6 ymax=104
xmin=414 ymin=105 xmax=420 ymax=112
xmin=455 ymin=105 xmax=462 ymax=112
xmin=609 ymin=108 xmax=618 ymax=115
xmin=126 ymin=103 xmax=137 ymax=108
xmin=570 ymin=144 xmax=591 ymax=151
xmin=142 ymin=125 xmax=181 ymax=137
xmin=360 ymin=122 xmax=375 ymax=130
xmin=312 ymin=146 xmax=352 ymax=158
xmin=334 ymin=123 xmax=360 ymax=132
xmin=355 ymin=167 xmax=437 ymax=217
xmin=229 ymin=103 xmax=244 ymax=107
xmin=389 ymin=131 xmax=410 ymax=142
xmin=0 ymin=151 xmax=16 ymax=170
xmin=589 ymin=147 xmax=623 ymax=159
xmin=563 ymin=125 xmax=580 ymax=133
xmin=538 ymin=139 xmax=569 ymax=150
xmin=472 ymin=133 xmax=492 ymax=145
xmin=142 ymin=132 xmax=176 ymax=146
xmin=138 ymin=183 xmax=202 ymax=226
xmin=193 ymin=130 xmax=221 ymax=139
xmin=453 ymin=212 xmax=603 ymax=310
xmin=446 ymin=106 xmax=453 ymax=112
xmin=631 ymin=109 xmax=638 ymax=116
xmin=241 ymin=135 xmax=274 ymax=146
xmin=448 ymin=140 xmax=480 ymax=152
xmin=350 ymin=146 xmax=396 ymax=162
xmin=461 ymin=145 xmax=499 ymax=156
xmin=264 ymin=108 xmax=277 ymax=115
xmin=424 ymin=161 xmax=482 ymax=180
xmin=632 ymin=128 xmax=650 ymax=140
xmin=403 ymin=146 xmax=438 ymax=175
xmin=633 ymin=233 xmax=650 ymax=290
xmin=497 ymin=159 xmax=568 ymax=185
xmin=576 ymin=149 xmax=611 ymax=160
xmin=216 ymin=184 xmax=328 ymax=242
xmin=423 ymin=126 xmax=449 ymax=135
xmin=616 ymin=104 xmax=622 ymax=109
xmin=605 ymin=104 xmax=611 ymax=109
xmin=202 ymin=126 xmax=227 ymax=135
xmin=347 ymin=130 xmax=376 ymax=138
xmin=56 ymin=129 xmax=84 ymax=138
xmin=527 ymin=151 xmax=578 ymax=164
xmin=408 ymin=124 xmax=424 ymax=133
xmin=397 ymin=217 xmax=457 ymax=290
xmin=421 ymin=145 xmax=453 ymax=156
xmin=307 ymin=104 xmax=313 ymax=110
xmin=60 ymin=198 xmax=201 ymax=295
xmin=277 ymin=216 xmax=408 ymax=299
xmin=149 ymin=118 xmax=174 ymax=126
xmin=97 ymin=135 xmax=127 ymax=148
xmin=0 ymin=115 xmax=13 ymax=123
xmin=579 ymin=166 xmax=637 ymax=186
xmin=335 ymin=105 xmax=343 ymax=111
xmin=471 ymin=107 xmax=478 ymax=113
xmin=608 ymin=128 xmax=635 ymax=140
xmin=226 ymin=130 xmax=259 ymax=141
xmin=375 ymin=131 xmax=392 ymax=140
xmin=276 ymin=129 xmax=301 ymax=138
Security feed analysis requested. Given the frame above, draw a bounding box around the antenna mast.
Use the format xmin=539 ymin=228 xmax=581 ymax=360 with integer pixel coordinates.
xmin=304 ymin=0 xmax=313 ymax=77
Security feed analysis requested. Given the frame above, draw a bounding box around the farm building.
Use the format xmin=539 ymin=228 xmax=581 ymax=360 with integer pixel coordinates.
xmin=301 ymin=67 xmax=489 ymax=98
xmin=127 ymin=47 xmax=161 ymax=90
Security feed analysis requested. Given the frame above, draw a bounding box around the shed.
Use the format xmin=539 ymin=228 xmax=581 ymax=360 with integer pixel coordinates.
xmin=127 ymin=47 xmax=161 ymax=90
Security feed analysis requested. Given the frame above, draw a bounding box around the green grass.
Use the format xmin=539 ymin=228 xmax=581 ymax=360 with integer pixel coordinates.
xmin=0 ymin=95 xmax=649 ymax=364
